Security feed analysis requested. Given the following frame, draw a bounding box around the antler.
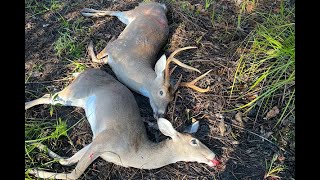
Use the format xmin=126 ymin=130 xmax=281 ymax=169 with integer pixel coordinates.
xmin=164 ymin=47 xmax=200 ymax=86
xmin=165 ymin=47 xmax=211 ymax=93
xmin=180 ymin=70 xmax=212 ymax=93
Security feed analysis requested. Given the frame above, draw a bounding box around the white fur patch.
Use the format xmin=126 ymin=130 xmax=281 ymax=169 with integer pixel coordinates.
xmin=85 ymin=95 xmax=97 ymax=131
xmin=139 ymin=87 xmax=150 ymax=98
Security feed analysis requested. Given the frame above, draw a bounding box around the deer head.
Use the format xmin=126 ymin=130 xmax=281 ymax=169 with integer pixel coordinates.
xmin=149 ymin=47 xmax=212 ymax=119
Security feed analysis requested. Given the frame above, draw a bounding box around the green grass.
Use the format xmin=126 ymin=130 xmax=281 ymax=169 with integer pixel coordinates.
xmin=264 ymin=154 xmax=285 ymax=179
xmin=53 ymin=16 xmax=88 ymax=59
xmin=54 ymin=31 xmax=83 ymax=58
xmin=25 ymin=117 xmax=68 ymax=173
xmin=205 ymin=0 xmax=214 ymax=10
xmin=25 ymin=0 xmax=64 ymax=17
xmin=230 ymin=5 xmax=295 ymax=127
xmin=25 ymin=113 xmax=85 ymax=176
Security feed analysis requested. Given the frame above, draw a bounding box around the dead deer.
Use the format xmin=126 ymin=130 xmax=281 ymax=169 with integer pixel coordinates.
xmin=25 ymin=68 xmax=220 ymax=179
xmin=81 ymin=2 xmax=211 ymax=118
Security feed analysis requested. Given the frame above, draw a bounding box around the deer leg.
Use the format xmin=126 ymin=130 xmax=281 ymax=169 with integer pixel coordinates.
xmin=87 ymin=41 xmax=106 ymax=63
xmin=34 ymin=143 xmax=92 ymax=166
xmin=29 ymin=144 xmax=101 ymax=180
xmin=81 ymin=8 xmax=133 ymax=25
xmin=25 ymin=94 xmax=52 ymax=110
xmin=29 ymin=130 xmax=113 ymax=179
xmin=25 ymin=89 xmax=85 ymax=110
xmin=81 ymin=8 xmax=120 ymax=18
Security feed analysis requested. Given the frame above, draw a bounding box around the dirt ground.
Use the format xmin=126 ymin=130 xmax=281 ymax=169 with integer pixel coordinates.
xmin=25 ymin=0 xmax=294 ymax=179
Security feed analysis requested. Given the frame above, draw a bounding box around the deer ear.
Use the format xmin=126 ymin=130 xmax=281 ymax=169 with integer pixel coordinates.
xmin=155 ymin=54 xmax=166 ymax=79
xmin=157 ymin=118 xmax=178 ymax=141
xmin=183 ymin=121 xmax=200 ymax=134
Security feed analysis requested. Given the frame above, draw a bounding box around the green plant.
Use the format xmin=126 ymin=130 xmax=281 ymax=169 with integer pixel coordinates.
xmin=230 ymin=6 xmax=295 ymax=127
xmin=264 ymin=154 xmax=285 ymax=179
xmin=25 ymin=0 xmax=64 ymax=17
xmin=53 ymin=16 xmax=88 ymax=58
xmin=211 ymin=5 xmax=215 ymax=26
xmin=205 ymin=0 xmax=214 ymax=10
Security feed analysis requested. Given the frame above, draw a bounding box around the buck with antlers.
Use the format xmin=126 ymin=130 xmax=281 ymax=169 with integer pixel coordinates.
xmin=25 ymin=67 xmax=219 ymax=179
xmin=82 ymin=2 xmax=211 ymax=118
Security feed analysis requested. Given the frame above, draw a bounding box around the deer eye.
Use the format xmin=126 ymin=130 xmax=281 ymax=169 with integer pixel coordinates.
xmin=159 ymin=90 xmax=164 ymax=96
xmin=190 ymin=138 xmax=198 ymax=146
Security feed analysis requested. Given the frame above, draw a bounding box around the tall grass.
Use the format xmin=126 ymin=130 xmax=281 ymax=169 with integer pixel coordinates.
xmin=230 ymin=6 xmax=295 ymax=127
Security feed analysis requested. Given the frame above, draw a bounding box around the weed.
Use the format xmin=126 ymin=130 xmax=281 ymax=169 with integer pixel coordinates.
xmin=53 ymin=16 xmax=88 ymax=58
xmin=264 ymin=154 xmax=285 ymax=179
xmin=205 ymin=0 xmax=214 ymax=10
xmin=54 ymin=31 xmax=83 ymax=58
xmin=211 ymin=5 xmax=215 ymax=26
xmin=230 ymin=6 xmax=295 ymax=127
xmin=25 ymin=0 xmax=64 ymax=17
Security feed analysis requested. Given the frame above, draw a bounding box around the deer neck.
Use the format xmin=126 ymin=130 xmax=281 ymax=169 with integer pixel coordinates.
xmin=129 ymin=139 xmax=179 ymax=169
xmin=137 ymin=67 xmax=157 ymax=98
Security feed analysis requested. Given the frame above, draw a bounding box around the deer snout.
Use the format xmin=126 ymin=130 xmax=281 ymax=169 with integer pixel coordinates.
xmin=207 ymin=154 xmax=220 ymax=167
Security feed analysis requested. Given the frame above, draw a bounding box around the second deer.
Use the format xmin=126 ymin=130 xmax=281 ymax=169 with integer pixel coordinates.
xmin=82 ymin=2 xmax=211 ymax=118
xmin=25 ymin=67 xmax=219 ymax=179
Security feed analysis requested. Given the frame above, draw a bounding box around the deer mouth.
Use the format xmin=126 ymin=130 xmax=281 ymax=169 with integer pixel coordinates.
xmin=207 ymin=158 xmax=220 ymax=167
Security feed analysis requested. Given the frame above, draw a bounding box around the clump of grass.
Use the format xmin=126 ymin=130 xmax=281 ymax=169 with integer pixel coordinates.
xmin=205 ymin=0 xmax=214 ymax=10
xmin=25 ymin=0 xmax=64 ymax=17
xmin=54 ymin=31 xmax=82 ymax=57
xmin=54 ymin=16 xmax=88 ymax=58
xmin=25 ymin=117 xmax=68 ymax=171
xmin=230 ymin=6 xmax=295 ymax=127
xmin=264 ymin=154 xmax=285 ymax=179
xmin=25 ymin=114 xmax=82 ymax=177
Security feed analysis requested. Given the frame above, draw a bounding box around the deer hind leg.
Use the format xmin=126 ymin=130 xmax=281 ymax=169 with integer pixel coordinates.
xmin=81 ymin=8 xmax=133 ymax=25
xmin=34 ymin=142 xmax=92 ymax=166
xmin=87 ymin=41 xmax=109 ymax=64
xmin=25 ymin=88 xmax=85 ymax=110
xmin=29 ymin=143 xmax=101 ymax=180
xmin=29 ymin=130 xmax=113 ymax=179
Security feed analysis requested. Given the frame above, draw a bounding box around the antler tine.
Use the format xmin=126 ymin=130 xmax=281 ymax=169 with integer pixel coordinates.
xmin=167 ymin=46 xmax=197 ymax=60
xmin=165 ymin=46 xmax=200 ymax=84
xmin=180 ymin=70 xmax=212 ymax=93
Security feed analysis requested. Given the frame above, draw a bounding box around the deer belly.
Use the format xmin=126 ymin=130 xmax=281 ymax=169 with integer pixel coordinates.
xmin=84 ymin=95 xmax=99 ymax=134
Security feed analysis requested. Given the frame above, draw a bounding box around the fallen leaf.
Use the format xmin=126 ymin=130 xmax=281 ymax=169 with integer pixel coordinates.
xmin=219 ymin=119 xmax=226 ymax=136
xmin=246 ymin=2 xmax=255 ymax=13
xmin=278 ymin=155 xmax=285 ymax=162
xmin=264 ymin=132 xmax=273 ymax=139
xmin=235 ymin=112 xmax=242 ymax=122
xmin=231 ymin=141 xmax=239 ymax=145
xmin=76 ymin=138 xmax=82 ymax=145
xmin=266 ymin=106 xmax=280 ymax=119
xmin=215 ymin=113 xmax=224 ymax=119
